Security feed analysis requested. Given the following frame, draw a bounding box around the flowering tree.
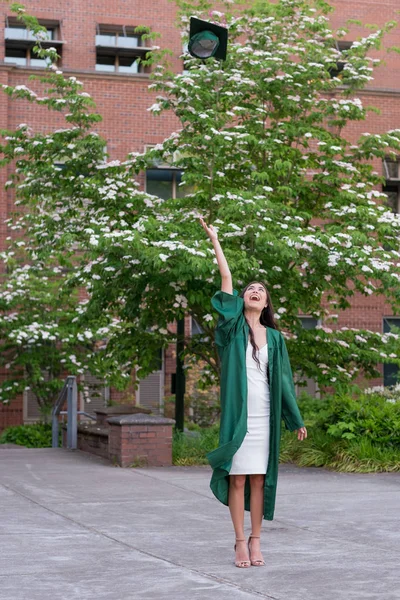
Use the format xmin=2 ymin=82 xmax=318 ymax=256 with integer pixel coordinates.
xmin=136 ymin=0 xmax=400 ymax=389
xmin=1 ymin=0 xmax=400 ymax=412
xmin=0 ymin=258 xmax=125 ymax=415
xmin=0 ymin=6 xmax=155 ymax=412
xmin=110 ymin=0 xmax=400 ymax=389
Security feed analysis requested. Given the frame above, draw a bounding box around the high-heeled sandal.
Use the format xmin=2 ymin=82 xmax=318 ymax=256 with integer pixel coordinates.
xmin=248 ymin=535 xmax=265 ymax=566
xmin=234 ymin=538 xmax=251 ymax=568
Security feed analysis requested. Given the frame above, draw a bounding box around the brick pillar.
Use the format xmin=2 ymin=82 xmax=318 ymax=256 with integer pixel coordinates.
xmin=107 ymin=413 xmax=175 ymax=468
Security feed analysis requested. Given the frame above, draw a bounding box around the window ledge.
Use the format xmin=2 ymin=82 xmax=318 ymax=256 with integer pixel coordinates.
xmin=0 ymin=63 xmax=151 ymax=80
xmin=5 ymin=38 xmax=65 ymax=48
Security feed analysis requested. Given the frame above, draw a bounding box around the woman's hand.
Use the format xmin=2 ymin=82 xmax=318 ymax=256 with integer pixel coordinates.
xmin=199 ymin=217 xmax=218 ymax=243
xmin=295 ymin=426 xmax=307 ymax=441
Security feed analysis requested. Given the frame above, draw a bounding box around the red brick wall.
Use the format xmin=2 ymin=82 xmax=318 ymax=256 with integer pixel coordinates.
xmin=0 ymin=393 xmax=23 ymax=432
xmin=329 ymin=0 xmax=400 ymax=92
xmin=108 ymin=422 xmax=173 ymax=467
xmin=63 ymin=426 xmax=109 ymax=459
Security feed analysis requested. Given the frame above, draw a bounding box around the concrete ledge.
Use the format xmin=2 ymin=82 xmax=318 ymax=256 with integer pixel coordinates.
xmin=77 ymin=424 xmax=108 ymax=437
xmin=95 ymin=405 xmax=151 ymax=426
xmin=107 ymin=413 xmax=175 ymax=427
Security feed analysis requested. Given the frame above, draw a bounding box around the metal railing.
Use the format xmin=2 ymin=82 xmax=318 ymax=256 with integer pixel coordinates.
xmin=52 ymin=376 xmax=95 ymax=449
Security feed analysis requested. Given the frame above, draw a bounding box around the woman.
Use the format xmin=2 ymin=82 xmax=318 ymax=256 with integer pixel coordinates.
xmin=200 ymin=217 xmax=307 ymax=569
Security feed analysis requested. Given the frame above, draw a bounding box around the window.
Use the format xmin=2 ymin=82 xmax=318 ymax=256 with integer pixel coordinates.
xmin=328 ymin=40 xmax=353 ymax=78
xmin=4 ymin=48 xmax=53 ymax=68
xmin=146 ymin=169 xmax=186 ymax=200
xmin=299 ymin=316 xmax=318 ymax=330
xmin=383 ymin=158 xmax=400 ymax=214
xmin=80 ymin=373 xmax=110 ymax=415
xmin=145 ymin=144 xmax=192 ymax=200
xmin=4 ymin=48 xmax=26 ymax=66
xmin=96 ymin=53 xmax=140 ymax=74
xmin=295 ymin=316 xmax=320 ymax=397
xmin=191 ymin=317 xmax=204 ymax=336
xmin=383 ymin=157 xmax=400 ymax=180
xmin=23 ymin=370 xmax=51 ymax=422
xmin=383 ymin=318 xmax=400 ymax=387
xmin=5 ymin=24 xmax=54 ymax=41
xmin=95 ymin=24 xmax=150 ymax=74
xmin=383 ymin=184 xmax=400 ymax=214
xmin=96 ymin=28 xmax=139 ymax=49
xmin=182 ymin=41 xmax=190 ymax=74
xmin=4 ymin=18 xmax=62 ymax=67
xmin=136 ymin=350 xmax=164 ymax=415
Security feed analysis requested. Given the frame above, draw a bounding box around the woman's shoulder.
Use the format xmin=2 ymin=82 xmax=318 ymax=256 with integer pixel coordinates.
xmin=266 ymin=326 xmax=282 ymax=339
xmin=267 ymin=327 xmax=284 ymax=347
xmin=211 ymin=289 xmax=244 ymax=319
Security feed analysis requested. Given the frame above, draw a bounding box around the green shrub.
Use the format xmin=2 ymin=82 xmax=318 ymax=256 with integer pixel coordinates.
xmin=0 ymin=423 xmax=58 ymax=448
xmin=320 ymin=392 xmax=400 ymax=446
xmin=297 ymin=393 xmax=331 ymax=426
xmin=173 ymin=423 xmax=219 ymax=465
xmin=281 ymin=390 xmax=400 ymax=472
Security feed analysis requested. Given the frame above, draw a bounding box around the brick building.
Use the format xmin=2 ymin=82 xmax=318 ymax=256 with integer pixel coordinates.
xmin=0 ymin=0 xmax=399 ymax=430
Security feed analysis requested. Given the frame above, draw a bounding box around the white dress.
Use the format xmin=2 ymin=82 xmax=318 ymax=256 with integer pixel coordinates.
xmin=230 ymin=341 xmax=270 ymax=475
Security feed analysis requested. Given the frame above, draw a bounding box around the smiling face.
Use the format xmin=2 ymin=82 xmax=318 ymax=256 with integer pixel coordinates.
xmin=243 ymin=282 xmax=268 ymax=311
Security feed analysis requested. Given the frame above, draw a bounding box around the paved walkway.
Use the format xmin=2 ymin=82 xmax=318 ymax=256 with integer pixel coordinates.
xmin=0 ymin=447 xmax=399 ymax=600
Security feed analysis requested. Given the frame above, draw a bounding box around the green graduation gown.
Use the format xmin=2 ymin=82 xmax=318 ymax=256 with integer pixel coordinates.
xmin=206 ymin=289 xmax=305 ymax=521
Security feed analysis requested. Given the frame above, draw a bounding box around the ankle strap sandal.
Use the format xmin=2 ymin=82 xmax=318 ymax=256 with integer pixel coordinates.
xmin=234 ymin=538 xmax=251 ymax=568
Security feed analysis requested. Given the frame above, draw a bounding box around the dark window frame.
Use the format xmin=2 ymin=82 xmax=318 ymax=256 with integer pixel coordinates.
xmin=383 ymin=317 xmax=400 ymax=387
xmin=145 ymin=168 xmax=185 ymax=200
xmin=299 ymin=315 xmax=319 ymax=330
xmin=328 ymin=40 xmax=353 ymax=79
xmin=95 ymin=52 xmax=142 ymax=74
xmin=4 ymin=45 xmax=55 ymax=68
xmin=382 ymin=157 xmax=400 ymax=214
xmin=295 ymin=316 xmax=320 ymax=397
xmin=191 ymin=317 xmax=204 ymax=336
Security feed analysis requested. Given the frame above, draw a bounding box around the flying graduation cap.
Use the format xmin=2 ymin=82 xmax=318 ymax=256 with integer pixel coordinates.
xmin=188 ymin=17 xmax=228 ymax=60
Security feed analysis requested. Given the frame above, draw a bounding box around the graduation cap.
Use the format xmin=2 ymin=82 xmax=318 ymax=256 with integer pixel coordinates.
xmin=188 ymin=17 xmax=228 ymax=60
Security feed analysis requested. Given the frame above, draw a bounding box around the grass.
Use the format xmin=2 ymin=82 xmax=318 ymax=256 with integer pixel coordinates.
xmin=329 ymin=438 xmax=400 ymax=473
xmin=280 ymin=426 xmax=400 ymax=472
xmin=279 ymin=427 xmax=340 ymax=468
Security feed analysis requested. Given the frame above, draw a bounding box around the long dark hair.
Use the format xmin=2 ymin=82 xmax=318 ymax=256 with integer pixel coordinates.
xmin=240 ymin=281 xmax=278 ymax=375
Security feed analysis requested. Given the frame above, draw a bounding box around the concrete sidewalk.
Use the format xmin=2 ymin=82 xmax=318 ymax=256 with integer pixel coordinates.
xmin=0 ymin=448 xmax=399 ymax=600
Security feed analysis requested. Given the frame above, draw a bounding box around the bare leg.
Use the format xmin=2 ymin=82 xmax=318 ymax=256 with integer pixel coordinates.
xmin=229 ymin=475 xmax=249 ymax=566
xmin=249 ymin=474 xmax=265 ymax=565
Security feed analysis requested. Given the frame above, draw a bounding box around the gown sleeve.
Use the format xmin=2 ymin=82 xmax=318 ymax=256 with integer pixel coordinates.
xmin=211 ymin=289 xmax=244 ymax=347
xmin=279 ymin=333 xmax=305 ymax=431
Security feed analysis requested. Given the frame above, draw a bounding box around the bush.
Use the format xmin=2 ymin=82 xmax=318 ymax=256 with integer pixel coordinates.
xmin=296 ymin=393 xmax=331 ymax=425
xmin=173 ymin=423 xmax=220 ymax=466
xmin=0 ymin=423 xmax=57 ymax=448
xmin=321 ymin=392 xmax=400 ymax=446
xmin=281 ymin=390 xmax=400 ymax=472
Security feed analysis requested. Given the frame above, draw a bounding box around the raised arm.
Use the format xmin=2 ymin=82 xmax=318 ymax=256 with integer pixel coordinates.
xmin=200 ymin=217 xmax=233 ymax=294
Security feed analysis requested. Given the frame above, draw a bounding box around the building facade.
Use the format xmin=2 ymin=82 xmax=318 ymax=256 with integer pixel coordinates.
xmin=0 ymin=0 xmax=399 ymax=430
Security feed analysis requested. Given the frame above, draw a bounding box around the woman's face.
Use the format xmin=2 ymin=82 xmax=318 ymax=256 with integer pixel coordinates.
xmin=243 ymin=282 xmax=268 ymax=311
